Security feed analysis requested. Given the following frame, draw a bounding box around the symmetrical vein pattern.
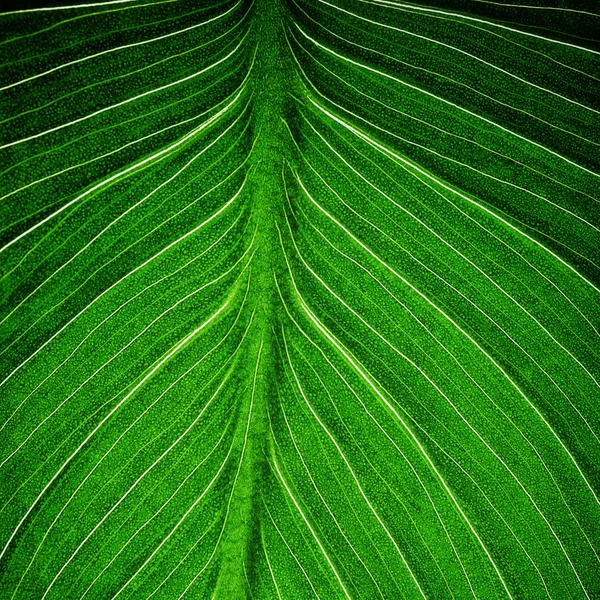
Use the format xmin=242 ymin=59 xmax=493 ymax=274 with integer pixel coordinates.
xmin=0 ymin=0 xmax=599 ymax=598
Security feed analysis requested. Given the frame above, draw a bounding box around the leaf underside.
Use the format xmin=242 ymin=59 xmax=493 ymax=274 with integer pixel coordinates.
xmin=0 ymin=0 xmax=599 ymax=598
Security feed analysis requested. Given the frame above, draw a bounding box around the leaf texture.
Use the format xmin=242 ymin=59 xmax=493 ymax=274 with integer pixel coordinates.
xmin=0 ymin=0 xmax=599 ymax=598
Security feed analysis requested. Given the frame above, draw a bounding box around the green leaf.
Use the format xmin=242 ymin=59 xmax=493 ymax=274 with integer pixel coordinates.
xmin=1 ymin=0 xmax=599 ymax=598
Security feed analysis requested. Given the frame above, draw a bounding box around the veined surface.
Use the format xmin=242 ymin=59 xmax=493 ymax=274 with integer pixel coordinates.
xmin=0 ymin=0 xmax=599 ymax=598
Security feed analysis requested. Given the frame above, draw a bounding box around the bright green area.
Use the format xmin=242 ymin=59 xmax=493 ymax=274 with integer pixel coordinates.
xmin=0 ymin=0 xmax=599 ymax=598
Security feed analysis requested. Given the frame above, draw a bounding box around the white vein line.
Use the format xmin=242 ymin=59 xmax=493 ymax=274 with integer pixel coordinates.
xmin=282 ymin=331 xmax=426 ymax=599
xmin=367 ymin=0 xmax=600 ymax=54
xmin=276 ymin=180 xmax=475 ymax=593
xmin=80 ymin=424 xmax=232 ymax=600
xmin=1 ymin=8 xmax=248 ymax=131
xmin=0 ymin=0 xmax=175 ymax=13
xmin=0 ymin=174 xmax=245 ymax=389
xmin=271 ymin=456 xmax=354 ymax=600
xmin=0 ymin=195 xmax=246 ymax=434
xmin=290 ymin=119 xmax=598 ymax=366
xmin=0 ymin=1 xmax=241 ymax=92
xmin=276 ymin=372 xmax=389 ymax=599
xmin=138 ymin=314 xmax=255 ymax=600
xmin=310 ymin=92 xmax=600 ymax=232
xmin=0 ymin=85 xmax=244 ymax=256
xmin=39 ymin=367 xmax=234 ymax=599
xmin=0 ymin=238 xmax=251 ymax=470
xmin=1 ymin=100 xmax=219 ymax=202
xmin=278 ymin=222 xmax=517 ymax=598
xmin=0 ymin=259 xmax=247 ymax=532
xmin=294 ymin=117 xmax=600 ymax=397
xmin=288 ymin=23 xmax=600 ymax=195
xmin=313 ymin=0 xmax=600 ymax=116
xmin=109 ymin=443 xmax=233 ymax=600
xmin=83 ymin=307 xmax=253 ymax=599
xmin=275 ymin=275 xmax=478 ymax=599
xmin=292 ymin=101 xmax=600 ymax=340
xmin=306 ymin=97 xmax=600 ymax=293
xmin=445 ymin=0 xmax=599 ymax=15
xmin=295 ymin=191 xmax=598 ymax=572
xmin=286 ymin=287 xmax=514 ymax=600
xmin=360 ymin=0 xmax=600 ymax=87
xmin=292 ymin=167 xmax=600 ymax=507
xmin=0 ymin=104 xmax=249 ymax=339
xmin=0 ymin=0 xmax=190 ymax=39
xmin=263 ymin=502 xmax=324 ymax=600
xmin=286 ymin=198 xmax=592 ymax=597
xmin=176 ymin=338 xmax=263 ymax=599
xmin=10 ymin=286 xmax=252 ymax=600
xmin=145 ymin=517 xmax=220 ymax=599
xmin=0 ymin=234 xmax=250 ymax=483
xmin=285 ymin=46 xmax=600 ymax=340
xmin=0 ymin=30 xmax=247 ymax=151
xmin=0 ymin=41 xmax=255 ymax=189
xmin=0 ymin=297 xmax=230 ymax=563
xmin=295 ymin=25 xmax=600 ymax=180
xmin=263 ymin=530 xmax=284 ymax=600
xmin=359 ymin=0 xmax=600 ymax=81
xmin=2 ymin=39 xmax=247 ymax=153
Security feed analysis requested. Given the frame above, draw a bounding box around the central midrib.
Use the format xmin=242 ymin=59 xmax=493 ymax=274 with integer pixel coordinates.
xmin=213 ymin=0 xmax=291 ymax=596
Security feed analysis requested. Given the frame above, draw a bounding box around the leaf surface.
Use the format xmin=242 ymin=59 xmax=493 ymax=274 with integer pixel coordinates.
xmin=0 ymin=0 xmax=599 ymax=598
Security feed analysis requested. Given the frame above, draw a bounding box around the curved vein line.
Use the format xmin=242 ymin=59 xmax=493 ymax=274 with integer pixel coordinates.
xmin=288 ymin=122 xmax=599 ymax=419
xmin=287 ymin=210 xmax=592 ymax=596
xmin=0 ymin=101 xmax=221 ymax=203
xmin=0 ymin=296 xmax=231 ymax=563
xmin=0 ymin=86 xmax=244 ymax=256
xmin=0 ymin=0 xmax=198 ymax=46
xmin=293 ymin=119 xmax=599 ymax=363
xmin=306 ymin=97 xmax=600 ymax=294
xmin=0 ymin=235 xmax=251 ymax=469
xmin=263 ymin=502 xmax=324 ymax=600
xmin=313 ymin=0 xmax=600 ymax=116
xmin=290 ymin=132 xmax=600 ymax=446
xmin=295 ymin=25 xmax=600 ymax=180
xmin=297 ymin=199 xmax=599 ymax=567
xmin=0 ymin=215 xmax=244 ymax=438
xmin=263 ymin=531 xmax=284 ymax=600
xmin=278 ymin=242 xmax=513 ymax=599
xmin=0 ymin=30 xmax=248 ymax=151
xmin=282 ymin=331 xmax=426 ymax=599
xmin=0 ymin=0 xmax=175 ymax=13
xmin=0 ymin=105 xmax=249 ymax=337
xmin=288 ymin=26 xmax=599 ymax=200
xmin=0 ymin=1 xmax=242 ymax=92
xmin=366 ymin=0 xmax=600 ymax=54
xmin=357 ymin=0 xmax=600 ymax=82
xmin=276 ymin=277 xmax=483 ymax=599
xmin=270 ymin=456 xmax=354 ymax=600
xmin=108 ymin=440 xmax=234 ymax=600
xmin=9 ymin=290 xmax=253 ymax=599
xmin=295 ymin=117 xmax=600 ymax=392
xmin=176 ymin=337 xmax=263 ymax=599
xmin=313 ymin=94 xmax=600 ymax=232
xmin=285 ymin=48 xmax=600 ymax=338
xmin=0 ymin=175 xmax=246 ymax=388
xmin=1 ymin=13 xmax=248 ymax=131
xmin=286 ymin=268 xmax=514 ymax=600
xmin=292 ymin=169 xmax=599 ymax=507
xmin=79 ymin=309 xmax=254 ymax=599
xmin=79 ymin=423 xmax=232 ymax=600
xmin=276 ymin=355 xmax=391 ymax=599
xmin=39 ymin=366 xmax=235 ymax=599
xmin=0 ymin=44 xmax=254 ymax=185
